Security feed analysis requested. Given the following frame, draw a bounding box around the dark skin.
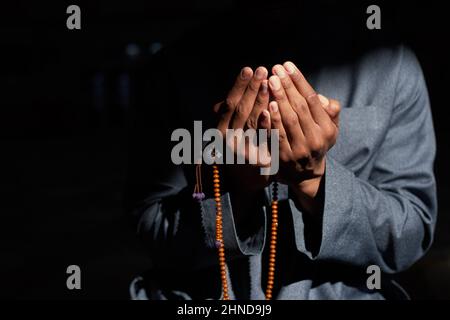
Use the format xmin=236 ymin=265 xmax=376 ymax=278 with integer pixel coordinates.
xmin=213 ymin=62 xmax=341 ymax=216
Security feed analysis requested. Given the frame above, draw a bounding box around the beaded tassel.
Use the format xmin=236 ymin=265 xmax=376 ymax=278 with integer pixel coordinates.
xmin=192 ymin=164 xmax=206 ymax=201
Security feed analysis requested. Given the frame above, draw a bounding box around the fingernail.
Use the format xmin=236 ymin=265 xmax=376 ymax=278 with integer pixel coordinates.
xmin=274 ymin=65 xmax=286 ymax=78
xmin=269 ymin=76 xmax=281 ymax=90
xmin=241 ymin=67 xmax=251 ymax=80
xmin=318 ymin=94 xmax=329 ymax=106
xmin=284 ymin=62 xmax=296 ymax=75
xmin=261 ymin=81 xmax=268 ymax=93
xmin=255 ymin=67 xmax=266 ymax=80
xmin=262 ymin=110 xmax=270 ymax=124
xmin=270 ymin=102 xmax=278 ymax=113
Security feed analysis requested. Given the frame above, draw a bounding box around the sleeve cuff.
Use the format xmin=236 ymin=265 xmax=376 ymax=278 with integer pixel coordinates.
xmin=288 ymin=156 xmax=355 ymax=260
xmin=200 ymin=192 xmax=267 ymax=256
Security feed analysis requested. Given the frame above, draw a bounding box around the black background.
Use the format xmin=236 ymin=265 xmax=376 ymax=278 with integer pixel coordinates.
xmin=1 ymin=1 xmax=449 ymax=299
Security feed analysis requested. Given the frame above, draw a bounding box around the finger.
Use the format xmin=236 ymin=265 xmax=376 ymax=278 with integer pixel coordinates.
xmin=228 ymin=67 xmax=253 ymax=107
xmin=217 ymin=67 xmax=253 ymax=134
xmin=232 ymin=66 xmax=268 ymax=129
xmin=273 ymin=64 xmax=317 ymax=137
xmin=269 ymin=101 xmax=292 ymax=162
xmin=317 ymin=94 xmax=340 ymax=127
xmin=244 ymin=109 xmax=272 ymax=166
xmin=325 ymin=97 xmax=341 ymax=128
xmin=246 ymin=80 xmax=269 ymax=129
xmin=283 ymin=61 xmax=330 ymax=127
xmin=268 ymin=75 xmax=305 ymax=149
xmin=317 ymin=94 xmax=329 ymax=109
xmin=257 ymin=110 xmax=271 ymax=166
xmin=258 ymin=109 xmax=271 ymax=131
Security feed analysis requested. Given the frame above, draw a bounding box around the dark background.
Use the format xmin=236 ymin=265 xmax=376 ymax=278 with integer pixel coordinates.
xmin=1 ymin=0 xmax=449 ymax=299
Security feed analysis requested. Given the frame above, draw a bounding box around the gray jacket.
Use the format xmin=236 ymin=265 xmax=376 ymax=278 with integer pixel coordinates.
xmin=129 ymin=45 xmax=437 ymax=300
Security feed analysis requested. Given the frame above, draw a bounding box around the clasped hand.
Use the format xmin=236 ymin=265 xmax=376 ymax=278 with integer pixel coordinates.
xmin=214 ymin=62 xmax=340 ymax=212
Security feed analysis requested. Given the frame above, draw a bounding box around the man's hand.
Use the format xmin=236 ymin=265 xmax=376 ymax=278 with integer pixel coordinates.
xmin=213 ymin=66 xmax=272 ymax=194
xmin=268 ymin=62 xmax=341 ymax=214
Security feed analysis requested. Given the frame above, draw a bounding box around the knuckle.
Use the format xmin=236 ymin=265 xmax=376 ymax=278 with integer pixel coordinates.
xmin=276 ymin=131 xmax=288 ymax=146
xmin=290 ymin=72 xmax=302 ymax=84
xmin=247 ymin=81 xmax=259 ymax=93
xmin=292 ymin=147 xmax=307 ymax=160
xmin=225 ymin=97 xmax=237 ymax=110
xmin=286 ymin=115 xmax=299 ymax=128
xmin=329 ymin=129 xmax=339 ymax=145
xmin=255 ymin=94 xmax=266 ymax=107
xmin=234 ymin=104 xmax=246 ymax=118
xmin=322 ymin=123 xmax=336 ymax=140
xmin=273 ymin=88 xmax=285 ymax=100
xmin=308 ymin=136 xmax=324 ymax=151
xmin=291 ymin=99 xmax=308 ymax=113
xmin=282 ymin=79 xmax=294 ymax=90
xmin=280 ymin=152 xmax=291 ymax=163
xmin=279 ymin=131 xmax=288 ymax=142
xmin=306 ymin=92 xmax=318 ymax=103
xmin=271 ymin=114 xmax=281 ymax=124
xmin=246 ymin=117 xmax=257 ymax=129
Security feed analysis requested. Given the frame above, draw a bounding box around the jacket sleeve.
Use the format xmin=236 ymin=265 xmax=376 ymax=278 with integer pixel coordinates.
xmin=130 ymin=168 xmax=268 ymax=270
xmin=289 ymin=47 xmax=437 ymax=273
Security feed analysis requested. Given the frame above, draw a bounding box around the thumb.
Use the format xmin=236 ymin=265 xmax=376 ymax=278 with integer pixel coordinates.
xmin=318 ymin=94 xmax=340 ymax=127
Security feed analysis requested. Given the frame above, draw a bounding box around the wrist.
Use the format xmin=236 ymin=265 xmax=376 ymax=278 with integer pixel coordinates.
xmin=290 ymin=158 xmax=326 ymax=214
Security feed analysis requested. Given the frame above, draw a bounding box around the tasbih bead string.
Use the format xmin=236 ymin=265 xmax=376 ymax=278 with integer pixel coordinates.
xmin=265 ymin=181 xmax=278 ymax=300
xmin=212 ymin=165 xmax=229 ymax=300
xmin=211 ymin=164 xmax=279 ymax=300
